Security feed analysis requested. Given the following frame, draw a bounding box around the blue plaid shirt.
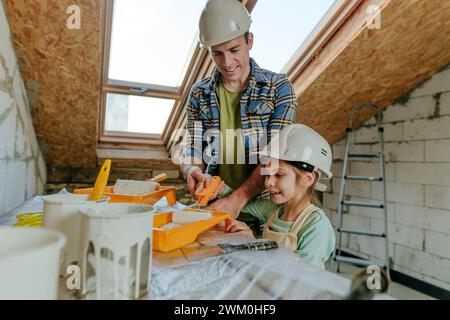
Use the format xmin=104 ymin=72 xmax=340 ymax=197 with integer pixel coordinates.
xmin=184 ymin=58 xmax=297 ymax=176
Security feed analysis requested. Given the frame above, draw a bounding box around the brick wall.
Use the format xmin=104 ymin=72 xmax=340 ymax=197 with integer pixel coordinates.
xmin=323 ymin=64 xmax=450 ymax=290
xmin=0 ymin=2 xmax=46 ymax=219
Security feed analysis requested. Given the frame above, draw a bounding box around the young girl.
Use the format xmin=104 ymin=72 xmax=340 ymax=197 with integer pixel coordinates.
xmin=226 ymin=124 xmax=336 ymax=269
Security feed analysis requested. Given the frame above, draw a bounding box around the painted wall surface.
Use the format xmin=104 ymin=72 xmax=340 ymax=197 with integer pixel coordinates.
xmin=324 ymin=65 xmax=450 ymax=290
xmin=0 ymin=1 xmax=46 ymax=219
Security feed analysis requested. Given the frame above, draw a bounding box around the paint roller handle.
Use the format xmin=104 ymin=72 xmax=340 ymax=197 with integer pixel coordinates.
xmin=195 ymin=176 xmax=222 ymax=207
xmin=148 ymin=173 xmax=168 ymax=183
xmin=89 ymin=159 xmax=111 ymax=201
xmin=219 ymin=240 xmax=279 ymax=254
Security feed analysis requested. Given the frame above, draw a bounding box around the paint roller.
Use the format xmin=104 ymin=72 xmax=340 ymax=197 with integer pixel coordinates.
xmin=159 ymin=210 xmax=214 ymax=230
xmin=113 ymin=173 xmax=169 ymax=195
xmin=172 ymin=210 xmax=213 ymax=224
xmin=158 ymin=176 xmax=221 ymax=228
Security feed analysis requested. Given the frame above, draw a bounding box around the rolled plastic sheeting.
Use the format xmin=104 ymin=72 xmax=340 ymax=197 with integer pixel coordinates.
xmin=113 ymin=180 xmax=159 ymax=195
xmin=172 ymin=210 xmax=213 ymax=224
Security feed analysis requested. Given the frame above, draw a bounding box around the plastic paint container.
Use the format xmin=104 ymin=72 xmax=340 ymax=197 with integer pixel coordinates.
xmin=78 ymin=203 xmax=155 ymax=300
xmin=0 ymin=227 xmax=66 ymax=300
xmin=43 ymin=194 xmax=109 ymax=274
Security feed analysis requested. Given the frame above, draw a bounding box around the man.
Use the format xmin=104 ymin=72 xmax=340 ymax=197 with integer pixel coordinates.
xmin=180 ymin=0 xmax=297 ymax=232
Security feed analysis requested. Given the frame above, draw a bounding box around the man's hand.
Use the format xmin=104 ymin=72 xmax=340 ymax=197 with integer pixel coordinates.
xmin=206 ymin=195 xmax=242 ymax=219
xmin=187 ymin=166 xmax=225 ymax=201
xmin=187 ymin=166 xmax=206 ymax=196
xmin=206 ymin=164 xmax=266 ymax=219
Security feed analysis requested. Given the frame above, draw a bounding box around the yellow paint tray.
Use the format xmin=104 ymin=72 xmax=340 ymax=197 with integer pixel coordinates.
xmin=74 ymin=185 xmax=177 ymax=206
xmin=152 ymin=209 xmax=232 ymax=252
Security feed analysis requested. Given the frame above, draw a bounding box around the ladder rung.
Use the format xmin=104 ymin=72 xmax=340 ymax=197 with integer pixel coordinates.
xmin=344 ymin=175 xmax=383 ymax=181
xmin=341 ymin=200 xmax=384 ymax=209
xmin=337 ymin=228 xmax=385 ymax=237
xmin=333 ymin=255 xmax=386 ymax=267
xmin=348 ymin=152 xmax=381 ymax=158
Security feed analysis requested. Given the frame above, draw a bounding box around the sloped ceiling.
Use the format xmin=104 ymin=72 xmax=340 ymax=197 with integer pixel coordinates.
xmin=294 ymin=0 xmax=450 ymax=142
xmin=4 ymin=0 xmax=450 ymax=178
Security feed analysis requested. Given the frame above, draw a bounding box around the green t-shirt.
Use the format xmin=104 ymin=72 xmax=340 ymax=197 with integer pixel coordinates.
xmin=237 ymin=190 xmax=335 ymax=268
xmin=264 ymin=207 xmax=336 ymax=268
xmin=221 ymin=184 xmax=336 ymax=268
xmin=218 ymin=80 xmax=253 ymax=190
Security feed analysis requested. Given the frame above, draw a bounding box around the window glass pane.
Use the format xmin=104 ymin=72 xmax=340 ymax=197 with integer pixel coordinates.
xmin=105 ymin=93 xmax=174 ymax=135
xmin=108 ymin=0 xmax=207 ymax=87
xmin=250 ymin=0 xmax=336 ymax=73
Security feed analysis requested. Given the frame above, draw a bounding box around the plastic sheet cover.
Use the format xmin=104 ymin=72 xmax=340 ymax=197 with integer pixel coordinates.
xmin=2 ymin=195 xmax=393 ymax=300
xmin=150 ymin=230 xmax=393 ymax=300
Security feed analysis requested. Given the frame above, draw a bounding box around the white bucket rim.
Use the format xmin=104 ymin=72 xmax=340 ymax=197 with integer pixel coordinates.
xmin=43 ymin=193 xmax=109 ymax=205
xmin=0 ymin=227 xmax=67 ymax=261
xmin=79 ymin=203 xmax=155 ymax=219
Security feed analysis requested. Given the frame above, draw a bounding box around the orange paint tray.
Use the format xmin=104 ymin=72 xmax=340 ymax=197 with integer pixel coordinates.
xmin=152 ymin=209 xmax=232 ymax=252
xmin=74 ymin=185 xmax=177 ymax=206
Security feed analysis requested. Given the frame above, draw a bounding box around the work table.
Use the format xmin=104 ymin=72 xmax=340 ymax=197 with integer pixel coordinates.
xmin=1 ymin=196 xmax=393 ymax=300
xmin=55 ymin=228 xmax=392 ymax=300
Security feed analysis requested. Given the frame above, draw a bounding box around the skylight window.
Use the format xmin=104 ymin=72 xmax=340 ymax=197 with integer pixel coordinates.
xmin=108 ymin=0 xmax=207 ymax=88
xmin=250 ymin=0 xmax=336 ymax=73
xmin=100 ymin=0 xmax=349 ymax=146
xmin=101 ymin=0 xmax=207 ymax=142
xmin=105 ymin=93 xmax=174 ymax=135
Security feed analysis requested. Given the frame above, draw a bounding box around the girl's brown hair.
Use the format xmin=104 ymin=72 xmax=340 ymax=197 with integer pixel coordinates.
xmin=287 ymin=161 xmax=322 ymax=207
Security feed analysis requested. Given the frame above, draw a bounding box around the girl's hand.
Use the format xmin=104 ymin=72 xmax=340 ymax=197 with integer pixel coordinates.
xmin=225 ymin=220 xmax=255 ymax=238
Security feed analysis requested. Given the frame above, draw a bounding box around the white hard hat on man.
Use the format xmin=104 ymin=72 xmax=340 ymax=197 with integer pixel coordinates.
xmin=199 ymin=0 xmax=252 ymax=48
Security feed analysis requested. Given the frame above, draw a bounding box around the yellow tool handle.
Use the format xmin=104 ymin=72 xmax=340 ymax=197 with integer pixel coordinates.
xmin=89 ymin=159 xmax=111 ymax=201
xmin=14 ymin=212 xmax=43 ymax=228
xmin=195 ymin=176 xmax=222 ymax=207
xmin=16 ymin=212 xmax=43 ymax=220
xmin=148 ymin=173 xmax=168 ymax=183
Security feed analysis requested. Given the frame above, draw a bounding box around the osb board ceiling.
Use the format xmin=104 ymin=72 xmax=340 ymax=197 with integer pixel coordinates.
xmin=4 ymin=0 xmax=100 ymax=168
xmin=295 ymin=0 xmax=450 ymax=144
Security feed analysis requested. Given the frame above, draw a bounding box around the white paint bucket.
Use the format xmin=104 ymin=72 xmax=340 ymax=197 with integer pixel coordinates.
xmin=0 ymin=227 xmax=66 ymax=300
xmin=42 ymin=194 xmax=109 ymax=274
xmin=79 ymin=203 xmax=155 ymax=300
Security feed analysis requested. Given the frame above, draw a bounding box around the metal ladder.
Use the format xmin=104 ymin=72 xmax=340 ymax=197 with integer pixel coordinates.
xmin=331 ymin=102 xmax=390 ymax=280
